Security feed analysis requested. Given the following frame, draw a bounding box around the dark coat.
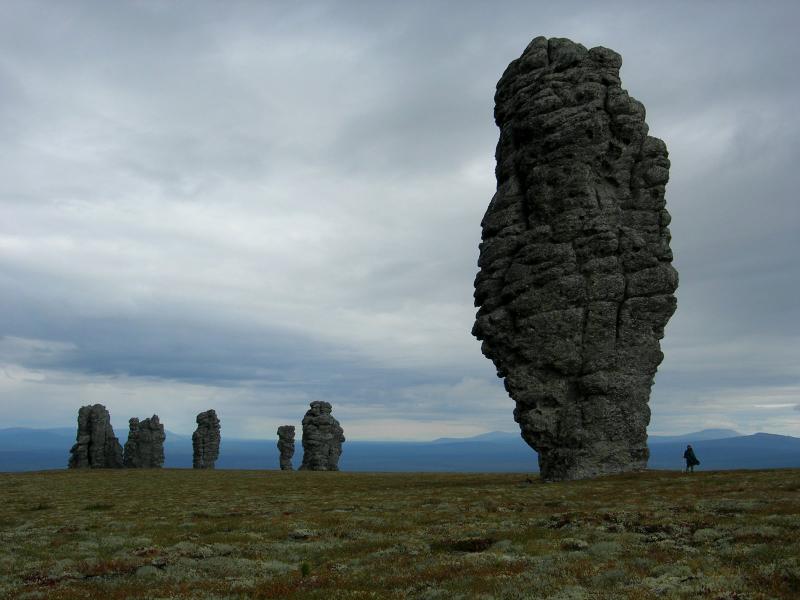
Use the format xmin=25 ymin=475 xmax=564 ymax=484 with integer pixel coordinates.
xmin=684 ymin=447 xmax=700 ymax=466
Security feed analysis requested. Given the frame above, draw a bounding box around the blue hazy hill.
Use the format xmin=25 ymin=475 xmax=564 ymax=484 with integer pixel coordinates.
xmin=0 ymin=427 xmax=75 ymax=450
xmin=0 ymin=427 xmax=798 ymax=472
xmin=431 ymin=431 xmax=522 ymax=444
xmin=652 ymin=433 xmax=800 ymax=470
xmin=648 ymin=429 xmax=742 ymax=444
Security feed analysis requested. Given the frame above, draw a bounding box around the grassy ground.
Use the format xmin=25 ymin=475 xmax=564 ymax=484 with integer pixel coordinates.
xmin=0 ymin=469 xmax=798 ymax=599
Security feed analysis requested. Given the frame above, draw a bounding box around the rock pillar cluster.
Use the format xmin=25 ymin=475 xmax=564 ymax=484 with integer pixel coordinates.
xmin=277 ymin=425 xmax=295 ymax=470
xmin=68 ymin=404 xmax=124 ymax=469
xmin=192 ymin=409 xmax=221 ymax=469
xmin=123 ymin=415 xmax=166 ymax=468
xmin=65 ymin=402 xmax=350 ymax=472
xmin=299 ymin=401 xmax=345 ymax=471
xmin=472 ymin=37 xmax=678 ymax=480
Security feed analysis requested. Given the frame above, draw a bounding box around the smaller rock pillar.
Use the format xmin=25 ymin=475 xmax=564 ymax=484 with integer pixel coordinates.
xmin=192 ymin=409 xmax=220 ymax=469
xmin=277 ymin=425 xmax=295 ymax=470
xmin=68 ymin=404 xmax=123 ymax=469
xmin=123 ymin=415 xmax=166 ymax=468
xmin=299 ymin=401 xmax=345 ymax=471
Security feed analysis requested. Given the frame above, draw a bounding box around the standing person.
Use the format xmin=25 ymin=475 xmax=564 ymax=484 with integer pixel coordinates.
xmin=683 ymin=444 xmax=700 ymax=473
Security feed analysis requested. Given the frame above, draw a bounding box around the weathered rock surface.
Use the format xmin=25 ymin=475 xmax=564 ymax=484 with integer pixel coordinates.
xmin=68 ymin=404 xmax=123 ymax=468
xmin=300 ymin=401 xmax=345 ymax=471
xmin=123 ymin=415 xmax=165 ymax=468
xmin=277 ymin=425 xmax=296 ymax=470
xmin=472 ymin=37 xmax=678 ymax=481
xmin=192 ymin=409 xmax=220 ymax=469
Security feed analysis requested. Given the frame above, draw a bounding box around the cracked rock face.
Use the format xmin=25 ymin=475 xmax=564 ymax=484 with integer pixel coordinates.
xmin=192 ymin=410 xmax=220 ymax=469
xmin=300 ymin=401 xmax=345 ymax=471
xmin=68 ymin=404 xmax=123 ymax=468
xmin=472 ymin=37 xmax=678 ymax=481
xmin=123 ymin=415 xmax=166 ymax=468
xmin=277 ymin=425 xmax=296 ymax=470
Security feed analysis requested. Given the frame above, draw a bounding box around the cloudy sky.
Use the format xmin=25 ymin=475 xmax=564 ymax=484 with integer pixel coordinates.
xmin=1 ymin=1 xmax=798 ymax=441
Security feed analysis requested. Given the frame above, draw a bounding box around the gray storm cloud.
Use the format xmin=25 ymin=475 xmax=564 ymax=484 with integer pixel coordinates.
xmin=0 ymin=0 xmax=798 ymax=438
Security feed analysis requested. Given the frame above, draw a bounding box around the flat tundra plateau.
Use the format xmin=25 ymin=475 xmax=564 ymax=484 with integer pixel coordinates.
xmin=0 ymin=469 xmax=798 ymax=599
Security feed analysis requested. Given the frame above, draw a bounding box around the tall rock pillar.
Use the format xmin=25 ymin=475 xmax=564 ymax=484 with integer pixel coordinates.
xmin=473 ymin=37 xmax=678 ymax=480
xmin=68 ymin=404 xmax=123 ymax=469
xmin=123 ymin=415 xmax=166 ymax=468
xmin=299 ymin=401 xmax=345 ymax=471
xmin=192 ymin=409 xmax=220 ymax=469
xmin=277 ymin=425 xmax=295 ymax=470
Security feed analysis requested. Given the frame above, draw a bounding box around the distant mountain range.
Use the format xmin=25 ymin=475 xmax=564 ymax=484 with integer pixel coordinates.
xmin=648 ymin=428 xmax=742 ymax=444
xmin=0 ymin=427 xmax=798 ymax=473
xmin=432 ymin=431 xmax=522 ymax=444
xmin=432 ymin=428 xmax=744 ymax=445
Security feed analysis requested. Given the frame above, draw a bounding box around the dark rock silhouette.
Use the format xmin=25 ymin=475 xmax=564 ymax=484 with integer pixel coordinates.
xmin=68 ymin=404 xmax=123 ymax=468
xmin=300 ymin=401 xmax=345 ymax=471
xmin=473 ymin=37 xmax=678 ymax=481
xmin=123 ymin=415 xmax=165 ymax=468
xmin=277 ymin=425 xmax=295 ymax=470
xmin=192 ymin=409 xmax=220 ymax=469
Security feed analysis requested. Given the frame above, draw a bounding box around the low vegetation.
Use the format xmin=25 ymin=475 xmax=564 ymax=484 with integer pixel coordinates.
xmin=0 ymin=468 xmax=798 ymax=599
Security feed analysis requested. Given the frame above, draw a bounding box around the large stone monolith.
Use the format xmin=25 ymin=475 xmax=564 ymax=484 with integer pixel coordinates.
xmin=472 ymin=37 xmax=678 ymax=481
xmin=123 ymin=415 xmax=166 ymax=468
xmin=277 ymin=425 xmax=295 ymax=470
xmin=192 ymin=409 xmax=220 ymax=469
xmin=68 ymin=404 xmax=124 ymax=468
xmin=299 ymin=401 xmax=345 ymax=471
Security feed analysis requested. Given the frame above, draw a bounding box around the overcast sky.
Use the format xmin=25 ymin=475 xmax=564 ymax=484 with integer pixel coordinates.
xmin=1 ymin=1 xmax=798 ymax=441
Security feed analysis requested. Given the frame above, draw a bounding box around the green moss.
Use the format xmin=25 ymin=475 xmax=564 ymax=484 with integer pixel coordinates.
xmin=0 ymin=469 xmax=798 ymax=598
